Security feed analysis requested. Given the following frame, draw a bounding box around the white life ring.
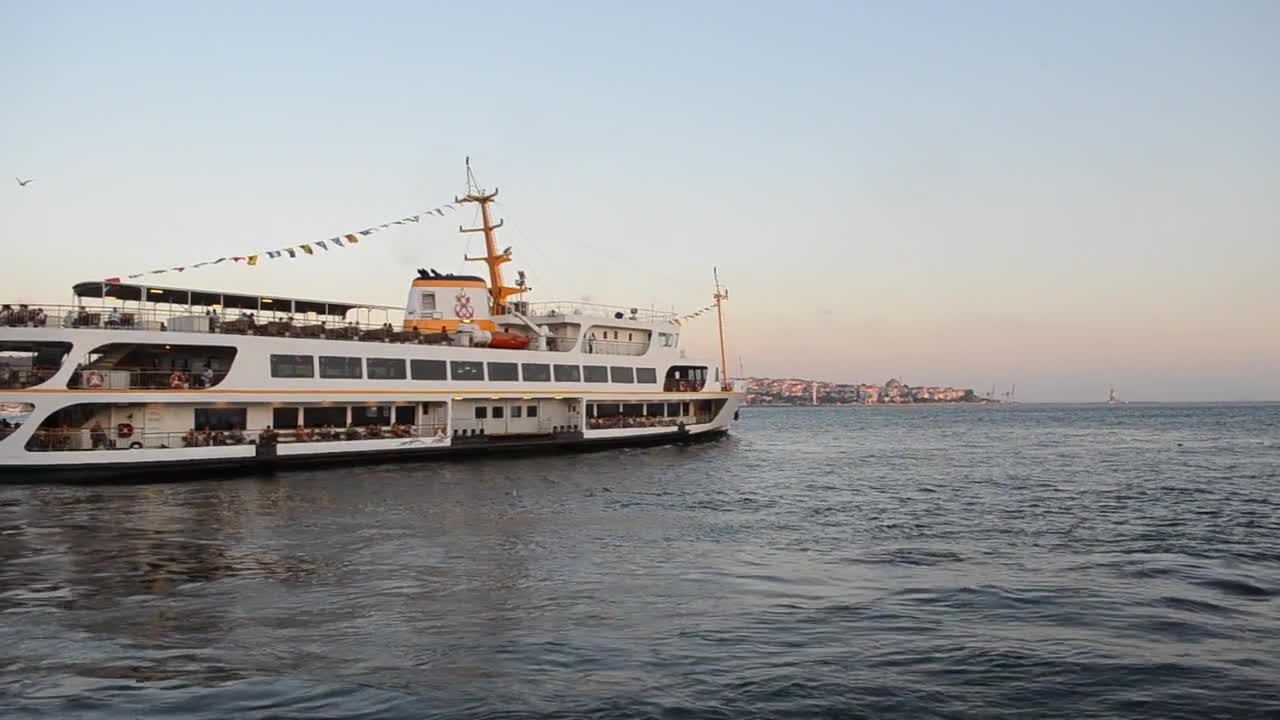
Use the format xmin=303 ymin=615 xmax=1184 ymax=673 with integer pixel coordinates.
xmin=85 ymin=371 xmax=105 ymax=388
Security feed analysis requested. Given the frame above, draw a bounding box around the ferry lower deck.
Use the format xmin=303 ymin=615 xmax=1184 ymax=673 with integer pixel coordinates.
xmin=0 ymin=392 xmax=738 ymax=482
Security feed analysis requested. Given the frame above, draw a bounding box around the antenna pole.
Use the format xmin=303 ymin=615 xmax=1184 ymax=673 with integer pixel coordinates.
xmin=713 ymin=267 xmax=731 ymax=391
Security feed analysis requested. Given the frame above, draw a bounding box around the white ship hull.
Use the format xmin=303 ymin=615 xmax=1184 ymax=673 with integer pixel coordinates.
xmin=0 ymin=314 xmax=741 ymax=483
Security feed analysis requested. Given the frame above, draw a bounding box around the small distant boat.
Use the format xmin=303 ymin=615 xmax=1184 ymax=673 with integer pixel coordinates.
xmin=1107 ymin=387 xmax=1122 ymax=405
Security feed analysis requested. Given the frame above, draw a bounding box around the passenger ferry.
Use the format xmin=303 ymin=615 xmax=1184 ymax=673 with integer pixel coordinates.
xmin=0 ymin=169 xmax=743 ymax=481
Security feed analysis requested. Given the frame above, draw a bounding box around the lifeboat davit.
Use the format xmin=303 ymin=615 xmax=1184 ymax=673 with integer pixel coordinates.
xmin=488 ymin=332 xmax=530 ymax=350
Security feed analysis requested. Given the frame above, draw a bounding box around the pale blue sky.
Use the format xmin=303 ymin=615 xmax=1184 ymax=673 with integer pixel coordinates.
xmin=3 ymin=1 xmax=1278 ymax=400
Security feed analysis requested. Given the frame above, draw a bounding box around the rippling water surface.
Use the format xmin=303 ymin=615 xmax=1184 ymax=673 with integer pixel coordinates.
xmin=2 ymin=403 xmax=1278 ymax=718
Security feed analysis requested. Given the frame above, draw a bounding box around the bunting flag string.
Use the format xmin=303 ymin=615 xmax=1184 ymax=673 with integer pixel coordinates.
xmin=676 ymin=302 xmax=719 ymax=323
xmin=105 ymin=201 xmax=459 ymax=283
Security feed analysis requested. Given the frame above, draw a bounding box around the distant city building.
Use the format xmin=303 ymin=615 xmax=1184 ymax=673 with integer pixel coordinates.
xmin=743 ymin=376 xmax=983 ymax=406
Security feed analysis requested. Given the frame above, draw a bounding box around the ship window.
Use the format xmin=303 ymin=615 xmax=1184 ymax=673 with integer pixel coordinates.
xmin=474 ymin=406 xmax=488 ymax=420
xmin=395 ymin=405 xmax=416 ymax=425
xmin=270 ymin=354 xmax=314 ymax=378
xmin=352 ymin=405 xmax=391 ymax=427
xmin=583 ymin=365 xmax=608 ymax=383
xmin=411 ymin=359 xmax=447 ymax=380
xmin=521 ymin=363 xmax=551 ymax=382
xmin=194 ymin=407 xmax=247 ymax=431
xmin=636 ymin=368 xmax=657 ymax=384
xmin=666 ymin=402 xmax=682 ymax=417
xmin=527 ymin=405 xmax=538 ymax=418
xmin=367 ymin=357 xmax=406 ymax=380
xmin=594 ymin=403 xmax=621 ymax=418
xmin=273 ymin=407 xmax=299 ymax=429
xmin=553 ymin=364 xmax=581 ymax=382
xmin=628 ymin=333 xmax=633 ymax=342
xmin=304 ymin=406 xmax=347 ymax=427
xmin=647 ymin=403 xmax=665 ymax=416
xmin=1 ymin=342 xmax=72 ymax=390
xmin=319 ymin=356 xmax=362 ymax=379
xmin=451 ymin=361 xmax=484 ymax=381
xmin=511 ymin=406 xmax=523 ymax=419
xmin=420 ymin=293 xmax=437 ymax=312
xmin=622 ymin=403 xmax=644 ymax=417
xmin=487 ymin=362 xmax=518 ymax=381
xmin=682 ymin=402 xmax=691 ymax=416
xmin=610 ymin=366 xmax=635 ymax=384
xmin=492 ymin=406 xmax=505 ymax=419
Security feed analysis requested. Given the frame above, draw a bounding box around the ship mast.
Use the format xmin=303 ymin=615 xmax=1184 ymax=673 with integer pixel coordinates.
xmin=714 ymin=267 xmax=731 ymax=391
xmin=457 ymin=158 xmax=524 ymax=315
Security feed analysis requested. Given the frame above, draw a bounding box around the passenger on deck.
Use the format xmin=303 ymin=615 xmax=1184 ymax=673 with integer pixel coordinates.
xmin=31 ymin=308 xmax=47 ymax=327
xmin=0 ymin=304 xmax=11 ymax=325
xmin=168 ymin=370 xmax=188 ymax=389
xmin=89 ymin=420 xmax=109 ymax=449
xmin=183 ymin=429 xmax=198 ymax=447
xmin=200 ymin=365 xmax=215 ymax=388
xmin=207 ymin=309 xmax=220 ymax=332
xmin=228 ymin=428 xmax=246 ymax=444
xmin=294 ymin=427 xmax=312 ymax=442
xmin=259 ymin=426 xmax=278 ymax=445
xmin=211 ymin=431 xmax=227 ymax=446
xmin=344 ymin=425 xmax=362 ymax=440
xmin=106 ymin=307 xmax=121 ymax=328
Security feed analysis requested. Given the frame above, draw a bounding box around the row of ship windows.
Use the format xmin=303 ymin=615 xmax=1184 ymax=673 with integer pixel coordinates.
xmin=269 ymin=355 xmax=660 ymax=385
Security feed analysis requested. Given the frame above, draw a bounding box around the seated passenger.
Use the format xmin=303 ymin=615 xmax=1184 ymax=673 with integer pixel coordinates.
xmin=344 ymin=425 xmax=362 ymax=440
xmin=212 ymin=431 xmax=227 ymax=446
xmin=258 ymin=426 xmax=278 ymax=445
xmin=229 ymin=428 xmax=246 ymax=444
xmin=183 ymin=429 xmax=198 ymax=447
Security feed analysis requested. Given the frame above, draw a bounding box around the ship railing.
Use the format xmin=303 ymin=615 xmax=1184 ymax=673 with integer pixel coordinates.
xmin=0 ymin=366 xmax=59 ymax=390
xmin=1 ymin=303 xmax=410 ymax=338
xmin=66 ymin=368 xmax=229 ymax=391
xmin=523 ymin=301 xmax=677 ymax=324
xmin=580 ymin=338 xmax=650 ymax=356
xmin=24 ymin=422 xmax=451 ymax=452
xmin=663 ymin=379 xmax=707 ymax=392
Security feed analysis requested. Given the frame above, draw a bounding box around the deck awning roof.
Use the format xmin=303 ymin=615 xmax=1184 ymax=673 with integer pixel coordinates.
xmin=72 ymin=281 xmax=392 ymax=316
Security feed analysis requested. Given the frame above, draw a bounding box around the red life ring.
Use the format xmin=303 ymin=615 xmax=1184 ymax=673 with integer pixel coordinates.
xmin=116 ymin=423 xmax=134 ymax=439
xmin=85 ymin=371 xmax=105 ymax=388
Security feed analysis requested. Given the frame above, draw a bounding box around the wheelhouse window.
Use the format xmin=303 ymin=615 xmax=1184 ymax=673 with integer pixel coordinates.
xmin=553 ymin=364 xmax=581 ymax=382
xmin=610 ymin=366 xmax=635 ymax=384
xmin=367 ymin=357 xmax=407 ymax=380
xmin=320 ymin=356 xmax=362 ymax=379
xmin=194 ymin=407 xmax=247 ymax=431
xmin=270 ymin=354 xmax=314 ymax=378
xmin=420 ymin=293 xmax=437 ymax=312
xmin=303 ymin=406 xmax=347 ymax=428
xmin=411 ymin=359 xmax=447 ymax=380
xmin=583 ymin=365 xmax=608 ymax=383
xmin=451 ymin=361 xmax=484 ymax=381
xmin=636 ymin=368 xmax=657 ymax=384
xmin=487 ymin=362 xmax=518 ymax=381
xmin=521 ymin=363 xmax=551 ymax=382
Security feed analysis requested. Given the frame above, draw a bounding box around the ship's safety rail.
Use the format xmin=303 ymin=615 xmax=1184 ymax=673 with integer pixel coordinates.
xmin=580 ymin=338 xmax=650 ymax=356
xmin=0 ymin=303 xmax=411 ymax=339
xmin=66 ymin=368 xmax=230 ymax=390
xmin=663 ymin=378 xmax=707 ymax=392
xmin=523 ymin=301 xmax=676 ymax=324
xmin=0 ymin=367 xmax=57 ymax=390
xmin=24 ymin=422 xmax=450 ymax=452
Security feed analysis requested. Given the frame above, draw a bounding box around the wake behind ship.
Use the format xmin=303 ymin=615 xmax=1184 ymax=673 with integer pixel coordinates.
xmin=0 ymin=164 xmax=743 ymax=481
